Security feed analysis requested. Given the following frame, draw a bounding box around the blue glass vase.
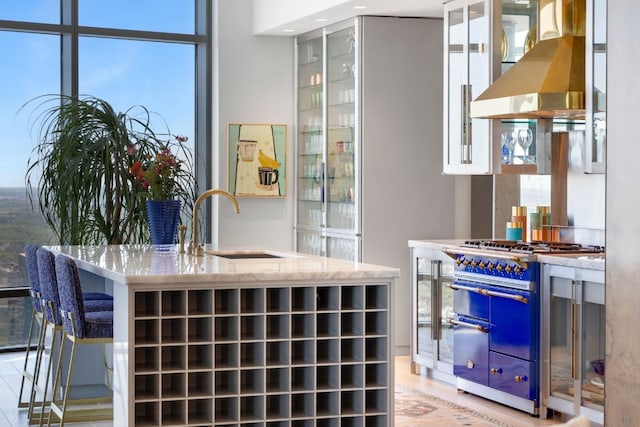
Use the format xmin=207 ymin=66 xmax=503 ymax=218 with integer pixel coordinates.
xmin=146 ymin=200 xmax=181 ymax=251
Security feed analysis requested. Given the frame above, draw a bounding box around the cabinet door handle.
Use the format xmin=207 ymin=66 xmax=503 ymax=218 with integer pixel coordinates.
xmin=431 ymin=260 xmax=441 ymax=341
xmin=460 ymin=84 xmax=472 ymax=164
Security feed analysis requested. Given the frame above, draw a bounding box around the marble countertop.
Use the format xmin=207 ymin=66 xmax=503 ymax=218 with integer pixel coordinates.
xmin=536 ymin=253 xmax=605 ymax=270
xmin=47 ymin=245 xmax=400 ymax=285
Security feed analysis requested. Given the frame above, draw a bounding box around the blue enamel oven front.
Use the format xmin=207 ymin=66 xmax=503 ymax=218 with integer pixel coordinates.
xmin=452 ymin=261 xmax=540 ymax=404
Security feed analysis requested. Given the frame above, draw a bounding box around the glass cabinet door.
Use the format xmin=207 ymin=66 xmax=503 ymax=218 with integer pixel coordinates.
xmin=297 ymin=35 xmax=325 ymax=229
xmin=413 ymin=251 xmax=455 ymax=377
xmin=585 ymin=0 xmax=606 ymax=174
xmin=499 ymin=1 xmax=546 ymax=174
xmin=544 ymin=266 xmax=605 ymax=424
xmin=579 ymin=279 xmax=605 ymax=414
xmin=326 ymin=25 xmax=357 ymax=231
xmin=444 ymin=0 xmax=494 ymax=174
xmin=548 ymin=276 xmax=576 ymax=405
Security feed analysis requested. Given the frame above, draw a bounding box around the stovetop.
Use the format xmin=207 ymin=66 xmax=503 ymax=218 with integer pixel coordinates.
xmin=460 ymin=239 xmax=604 ymax=255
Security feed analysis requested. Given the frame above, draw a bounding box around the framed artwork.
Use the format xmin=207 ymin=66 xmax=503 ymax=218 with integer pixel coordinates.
xmin=227 ymin=123 xmax=287 ymax=198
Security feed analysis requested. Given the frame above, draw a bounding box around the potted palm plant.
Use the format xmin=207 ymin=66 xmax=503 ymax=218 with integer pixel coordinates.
xmin=24 ymin=94 xmax=196 ymax=245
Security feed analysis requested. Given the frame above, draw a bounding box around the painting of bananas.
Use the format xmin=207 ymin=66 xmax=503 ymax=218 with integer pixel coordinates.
xmin=228 ymin=124 xmax=287 ymax=197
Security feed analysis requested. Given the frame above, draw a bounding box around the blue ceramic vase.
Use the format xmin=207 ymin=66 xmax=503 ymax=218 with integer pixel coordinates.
xmin=146 ymin=200 xmax=181 ymax=251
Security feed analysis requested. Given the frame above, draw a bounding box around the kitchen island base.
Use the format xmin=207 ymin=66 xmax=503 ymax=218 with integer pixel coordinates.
xmin=129 ymin=283 xmax=391 ymax=426
xmin=50 ymin=245 xmax=398 ymax=427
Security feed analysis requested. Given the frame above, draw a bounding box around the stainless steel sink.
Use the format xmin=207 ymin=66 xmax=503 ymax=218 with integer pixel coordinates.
xmin=204 ymin=251 xmax=285 ymax=259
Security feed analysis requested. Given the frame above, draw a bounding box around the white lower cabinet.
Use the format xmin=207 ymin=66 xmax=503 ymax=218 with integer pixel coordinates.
xmin=131 ymin=283 xmax=392 ymax=426
xmin=541 ymin=263 xmax=605 ymax=425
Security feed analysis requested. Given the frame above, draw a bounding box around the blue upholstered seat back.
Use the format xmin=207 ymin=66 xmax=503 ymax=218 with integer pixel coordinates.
xmin=56 ymin=255 xmax=112 ymax=340
xmin=24 ymin=243 xmax=43 ymax=313
xmin=55 ymin=254 xmax=88 ymax=338
xmin=37 ymin=247 xmax=62 ymax=325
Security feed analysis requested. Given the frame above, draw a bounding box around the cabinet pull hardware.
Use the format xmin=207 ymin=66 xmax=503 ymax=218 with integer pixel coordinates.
xmin=431 ymin=260 xmax=442 ymax=341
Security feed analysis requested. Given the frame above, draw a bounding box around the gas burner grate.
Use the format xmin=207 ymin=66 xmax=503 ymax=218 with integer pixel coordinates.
xmin=460 ymin=240 xmax=604 ymax=254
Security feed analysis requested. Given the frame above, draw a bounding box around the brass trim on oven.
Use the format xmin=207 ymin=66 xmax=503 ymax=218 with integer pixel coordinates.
xmin=448 ymin=283 xmax=529 ymax=304
xmin=442 ymin=248 xmax=530 ymax=268
xmin=447 ymin=318 xmax=487 ymax=333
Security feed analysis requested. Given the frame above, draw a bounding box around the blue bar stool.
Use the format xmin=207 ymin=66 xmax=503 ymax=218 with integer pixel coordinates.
xmin=18 ymin=244 xmax=47 ymax=411
xmin=48 ymin=254 xmax=113 ymax=426
xmin=31 ymin=247 xmax=113 ymax=426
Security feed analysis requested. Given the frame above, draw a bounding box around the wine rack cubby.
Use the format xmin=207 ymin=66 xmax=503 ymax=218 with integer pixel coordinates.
xmin=132 ymin=283 xmax=390 ymax=426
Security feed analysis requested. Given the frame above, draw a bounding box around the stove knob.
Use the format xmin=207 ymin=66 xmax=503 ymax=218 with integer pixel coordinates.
xmin=455 ymin=257 xmax=463 ymax=266
xmin=463 ymin=258 xmax=470 ymax=267
xmin=490 ymin=367 xmax=503 ymax=375
xmin=479 ymin=261 xmax=486 ymax=269
xmin=514 ymin=265 xmax=522 ymax=274
xmin=487 ymin=262 xmax=495 ymax=271
xmin=496 ymin=264 xmax=503 ymax=272
xmin=505 ymin=264 xmax=513 ymax=273
xmin=470 ymin=259 xmax=478 ymax=267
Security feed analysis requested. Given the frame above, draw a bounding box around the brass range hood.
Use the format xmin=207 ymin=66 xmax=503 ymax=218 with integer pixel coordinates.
xmin=470 ymin=0 xmax=586 ymax=119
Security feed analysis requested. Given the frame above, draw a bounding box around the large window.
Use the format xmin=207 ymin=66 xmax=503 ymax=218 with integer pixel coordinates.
xmin=0 ymin=0 xmax=211 ymax=349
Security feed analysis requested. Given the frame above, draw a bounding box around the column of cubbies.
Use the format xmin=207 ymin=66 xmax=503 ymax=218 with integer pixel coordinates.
xmin=132 ymin=283 xmax=389 ymax=427
xmin=133 ymin=289 xmax=215 ymax=426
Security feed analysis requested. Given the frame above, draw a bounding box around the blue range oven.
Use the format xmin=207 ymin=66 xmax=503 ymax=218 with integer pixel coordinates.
xmin=444 ymin=240 xmax=604 ymax=415
xmin=445 ymin=242 xmax=541 ymax=415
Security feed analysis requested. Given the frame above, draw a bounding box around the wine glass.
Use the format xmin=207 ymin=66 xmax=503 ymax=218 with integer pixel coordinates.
xmin=517 ymin=129 xmax=533 ymax=163
xmin=501 ymin=131 xmax=516 ymax=165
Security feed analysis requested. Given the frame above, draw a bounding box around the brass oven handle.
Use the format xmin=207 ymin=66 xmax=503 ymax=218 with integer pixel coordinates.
xmin=442 ymin=248 xmax=530 ymax=268
xmin=448 ymin=283 xmax=528 ymax=304
xmin=447 ymin=317 xmax=487 ymax=333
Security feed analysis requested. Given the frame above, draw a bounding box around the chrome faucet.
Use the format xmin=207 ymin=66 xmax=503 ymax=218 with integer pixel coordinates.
xmin=188 ymin=189 xmax=240 ymax=256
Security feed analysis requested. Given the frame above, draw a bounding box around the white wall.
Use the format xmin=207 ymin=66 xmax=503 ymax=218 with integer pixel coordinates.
xmin=214 ymin=0 xmax=295 ymax=250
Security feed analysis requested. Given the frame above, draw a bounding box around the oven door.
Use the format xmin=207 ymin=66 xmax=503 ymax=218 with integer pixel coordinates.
xmin=488 ymin=285 xmax=538 ymax=361
xmin=452 ymin=314 xmax=489 ymax=385
xmin=451 ymin=280 xmax=537 ymax=361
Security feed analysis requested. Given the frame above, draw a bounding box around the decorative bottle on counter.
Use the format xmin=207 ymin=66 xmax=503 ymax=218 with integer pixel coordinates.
xmin=511 ymin=206 xmax=527 ymax=242
xmin=506 ymin=221 xmax=523 ymax=241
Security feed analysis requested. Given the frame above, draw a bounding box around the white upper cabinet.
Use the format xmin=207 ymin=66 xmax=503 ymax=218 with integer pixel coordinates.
xmin=585 ymin=0 xmax=606 ymax=174
xmin=443 ymin=0 xmax=497 ymax=174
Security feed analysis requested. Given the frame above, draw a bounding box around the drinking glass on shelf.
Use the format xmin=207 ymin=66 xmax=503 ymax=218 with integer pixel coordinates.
xmin=501 ymin=131 xmax=516 ymax=165
xmin=518 ymin=129 xmax=534 ymax=163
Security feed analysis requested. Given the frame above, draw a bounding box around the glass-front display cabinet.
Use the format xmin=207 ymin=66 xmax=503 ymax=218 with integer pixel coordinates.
xmin=585 ymin=0 xmax=606 ymax=174
xmin=443 ymin=0 xmax=495 ymax=174
xmin=410 ymin=246 xmax=456 ymax=385
xmin=541 ymin=263 xmax=605 ymax=425
xmin=444 ymin=0 xmax=548 ymax=175
xmin=295 ymin=21 xmax=359 ymax=262
xmin=499 ymin=1 xmax=545 ymax=174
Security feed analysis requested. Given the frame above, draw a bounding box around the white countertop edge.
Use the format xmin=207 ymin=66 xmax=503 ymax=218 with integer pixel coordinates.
xmin=47 ymin=244 xmax=400 ymax=285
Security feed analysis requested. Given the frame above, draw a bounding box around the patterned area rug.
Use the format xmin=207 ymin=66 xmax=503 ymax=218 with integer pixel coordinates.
xmin=395 ymin=384 xmax=515 ymax=426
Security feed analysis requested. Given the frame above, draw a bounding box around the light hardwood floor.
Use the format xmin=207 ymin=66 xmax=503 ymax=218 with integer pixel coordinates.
xmin=0 ymin=351 xmax=573 ymax=426
xmin=395 ymin=356 xmax=571 ymax=426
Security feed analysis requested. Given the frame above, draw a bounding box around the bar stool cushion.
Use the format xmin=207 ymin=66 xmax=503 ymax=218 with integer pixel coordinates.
xmin=55 ymin=255 xmax=113 ymax=339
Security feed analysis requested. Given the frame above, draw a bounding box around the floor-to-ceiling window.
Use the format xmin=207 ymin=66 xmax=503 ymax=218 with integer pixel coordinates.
xmin=0 ymin=0 xmax=211 ymax=350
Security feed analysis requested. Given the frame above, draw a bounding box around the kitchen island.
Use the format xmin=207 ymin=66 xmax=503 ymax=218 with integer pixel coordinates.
xmin=49 ymin=245 xmax=399 ymax=427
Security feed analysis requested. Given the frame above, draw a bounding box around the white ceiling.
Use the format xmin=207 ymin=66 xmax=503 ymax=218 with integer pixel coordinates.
xmin=252 ymin=0 xmax=445 ymax=36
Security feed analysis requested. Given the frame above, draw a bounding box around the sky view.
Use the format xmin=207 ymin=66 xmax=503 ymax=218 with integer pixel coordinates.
xmin=1 ymin=0 xmax=197 ymax=187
